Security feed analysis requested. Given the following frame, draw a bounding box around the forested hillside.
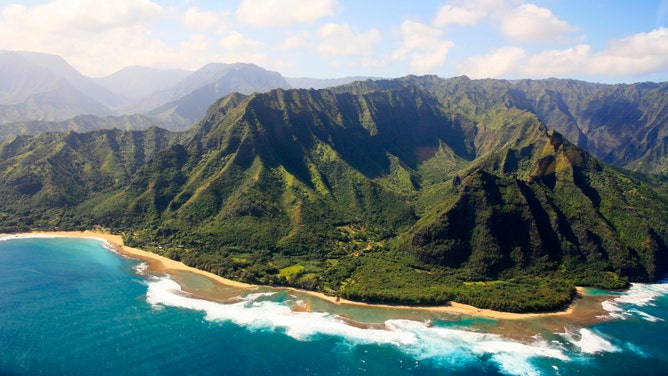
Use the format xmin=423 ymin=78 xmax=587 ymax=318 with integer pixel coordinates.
xmin=1 ymin=78 xmax=667 ymax=312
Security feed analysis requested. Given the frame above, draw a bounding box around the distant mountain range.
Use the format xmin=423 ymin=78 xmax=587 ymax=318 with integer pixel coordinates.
xmin=0 ymin=50 xmax=375 ymax=133
xmin=93 ymin=66 xmax=192 ymax=100
xmin=0 ymin=51 xmax=666 ymax=176
xmin=0 ymin=51 xmax=117 ymax=122
xmin=1 ymin=76 xmax=667 ymax=312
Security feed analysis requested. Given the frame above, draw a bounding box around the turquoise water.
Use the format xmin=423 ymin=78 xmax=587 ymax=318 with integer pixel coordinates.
xmin=1 ymin=236 xmax=667 ymax=375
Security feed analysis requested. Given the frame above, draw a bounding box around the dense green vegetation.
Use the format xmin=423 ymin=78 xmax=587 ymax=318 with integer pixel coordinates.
xmin=1 ymin=77 xmax=667 ymax=313
xmin=332 ymin=76 xmax=668 ymax=175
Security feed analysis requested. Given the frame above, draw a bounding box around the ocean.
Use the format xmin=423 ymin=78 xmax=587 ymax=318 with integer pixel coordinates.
xmin=0 ymin=236 xmax=667 ymax=376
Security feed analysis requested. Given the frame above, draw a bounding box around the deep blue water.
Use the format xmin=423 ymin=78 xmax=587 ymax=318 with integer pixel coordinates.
xmin=1 ymin=236 xmax=667 ymax=375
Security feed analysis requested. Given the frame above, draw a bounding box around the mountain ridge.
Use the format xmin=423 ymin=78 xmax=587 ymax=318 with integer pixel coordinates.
xmin=1 ymin=80 xmax=667 ymax=312
xmin=1 ymin=51 xmax=667 ymax=176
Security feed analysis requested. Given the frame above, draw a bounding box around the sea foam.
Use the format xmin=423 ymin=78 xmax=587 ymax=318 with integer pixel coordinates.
xmin=601 ymin=281 xmax=668 ymax=322
xmin=144 ymin=275 xmax=571 ymax=376
xmin=0 ymin=234 xmax=59 ymax=241
xmin=560 ymin=328 xmax=619 ymax=355
xmin=133 ymin=262 xmax=149 ymax=275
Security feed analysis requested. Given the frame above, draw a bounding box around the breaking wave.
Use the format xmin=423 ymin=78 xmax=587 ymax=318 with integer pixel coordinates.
xmin=558 ymin=328 xmax=619 ymax=354
xmin=600 ymin=280 xmax=668 ymax=322
xmin=142 ymin=275 xmax=633 ymax=376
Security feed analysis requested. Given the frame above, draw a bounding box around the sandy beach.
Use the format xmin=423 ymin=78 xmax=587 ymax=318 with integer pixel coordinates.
xmin=17 ymin=230 xmax=254 ymax=289
xmin=6 ymin=230 xmax=586 ymax=321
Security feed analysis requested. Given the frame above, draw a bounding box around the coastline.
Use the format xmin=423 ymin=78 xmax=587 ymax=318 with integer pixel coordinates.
xmin=13 ymin=230 xmax=254 ymax=289
xmin=5 ymin=230 xmax=585 ymax=321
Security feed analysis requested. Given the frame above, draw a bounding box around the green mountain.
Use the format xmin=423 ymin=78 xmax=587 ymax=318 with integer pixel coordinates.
xmin=1 ymin=79 xmax=667 ymax=313
xmin=397 ymin=76 xmax=668 ymax=175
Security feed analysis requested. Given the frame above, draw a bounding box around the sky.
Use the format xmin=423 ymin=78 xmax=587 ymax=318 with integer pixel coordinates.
xmin=0 ymin=0 xmax=667 ymax=83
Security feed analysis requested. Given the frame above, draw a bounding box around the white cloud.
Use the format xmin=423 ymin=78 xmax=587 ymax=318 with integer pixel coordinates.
xmin=72 ymin=1 xmax=164 ymax=32
xmin=317 ymin=23 xmax=381 ymax=57
xmin=281 ymin=31 xmax=312 ymax=50
xmin=500 ymin=4 xmax=578 ymax=43
xmin=360 ymin=55 xmax=389 ymax=69
xmin=0 ymin=0 xmax=171 ymax=76
xmin=180 ymin=34 xmax=210 ymax=53
xmin=434 ymin=0 xmax=509 ymax=27
xmin=392 ymin=20 xmax=454 ymax=74
xmin=458 ymin=46 xmax=525 ymax=78
xmin=458 ymin=27 xmax=668 ymax=79
xmin=523 ymin=45 xmax=590 ymax=76
xmin=434 ymin=1 xmax=579 ymax=43
xmin=1 ymin=0 xmax=164 ymax=34
xmin=182 ymin=7 xmax=229 ymax=33
xmin=588 ymin=27 xmax=668 ymax=76
xmin=218 ymin=32 xmax=267 ymax=64
xmin=0 ymin=0 xmax=663 ymax=82
xmin=237 ymin=0 xmax=339 ymax=27
xmin=219 ymin=31 xmax=263 ymax=50
xmin=434 ymin=5 xmax=484 ymax=27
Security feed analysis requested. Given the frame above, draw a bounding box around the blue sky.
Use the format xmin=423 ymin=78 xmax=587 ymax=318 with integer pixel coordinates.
xmin=0 ymin=0 xmax=667 ymax=83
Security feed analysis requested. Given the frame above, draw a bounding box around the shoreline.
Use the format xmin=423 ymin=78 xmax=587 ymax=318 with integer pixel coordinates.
xmin=12 ymin=230 xmax=254 ymax=289
xmin=5 ymin=230 xmax=585 ymax=321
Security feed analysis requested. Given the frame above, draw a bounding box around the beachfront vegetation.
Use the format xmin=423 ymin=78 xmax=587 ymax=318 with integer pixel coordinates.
xmin=1 ymin=77 xmax=667 ymax=312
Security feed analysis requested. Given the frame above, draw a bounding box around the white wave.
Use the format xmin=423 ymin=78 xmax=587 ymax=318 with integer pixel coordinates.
xmin=624 ymin=342 xmax=650 ymax=358
xmin=491 ymin=353 xmax=542 ymax=376
xmin=0 ymin=234 xmax=18 ymax=241
xmin=375 ymin=320 xmax=569 ymax=376
xmin=239 ymin=291 xmax=280 ymax=302
xmin=133 ymin=262 xmax=149 ymax=275
xmin=629 ymin=308 xmax=664 ymax=322
xmin=0 ymin=233 xmax=61 ymax=241
xmin=599 ymin=300 xmax=626 ymax=320
xmin=560 ymin=328 xmax=619 ymax=355
xmin=477 ymin=336 xmax=568 ymax=376
xmin=145 ymin=275 xmax=572 ymax=376
xmin=601 ymin=281 xmax=668 ymax=322
xmin=146 ymin=276 xmax=417 ymax=344
xmin=99 ymin=240 xmax=119 ymax=254
xmin=615 ymin=283 xmax=668 ymax=306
